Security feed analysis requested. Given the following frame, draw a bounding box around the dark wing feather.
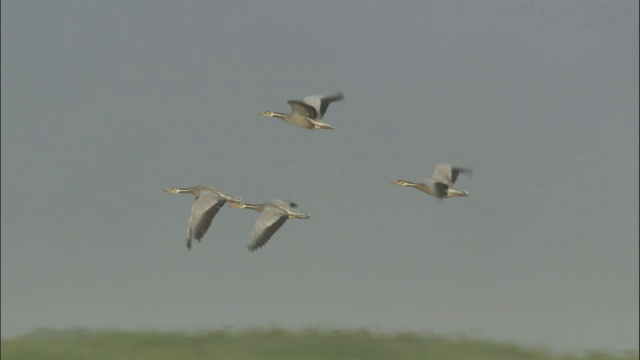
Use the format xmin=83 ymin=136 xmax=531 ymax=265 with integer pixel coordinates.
xmin=318 ymin=92 xmax=343 ymax=118
xmin=302 ymin=92 xmax=343 ymax=119
xmin=433 ymin=182 xmax=449 ymax=198
xmin=450 ymin=166 xmax=472 ymax=185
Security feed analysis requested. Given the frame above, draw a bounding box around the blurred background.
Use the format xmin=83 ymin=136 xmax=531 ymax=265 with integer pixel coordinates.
xmin=2 ymin=0 xmax=638 ymax=353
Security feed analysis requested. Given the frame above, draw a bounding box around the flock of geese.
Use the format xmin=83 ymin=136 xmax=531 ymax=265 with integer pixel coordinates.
xmin=164 ymin=92 xmax=472 ymax=252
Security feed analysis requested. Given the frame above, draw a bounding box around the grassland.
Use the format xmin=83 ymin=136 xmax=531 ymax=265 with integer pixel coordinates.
xmin=1 ymin=327 xmax=637 ymax=360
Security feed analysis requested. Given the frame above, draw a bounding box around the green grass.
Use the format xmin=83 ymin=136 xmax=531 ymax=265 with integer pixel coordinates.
xmin=1 ymin=328 xmax=637 ymax=360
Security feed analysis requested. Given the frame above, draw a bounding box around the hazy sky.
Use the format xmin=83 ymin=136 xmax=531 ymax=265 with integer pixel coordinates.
xmin=1 ymin=0 xmax=638 ymax=353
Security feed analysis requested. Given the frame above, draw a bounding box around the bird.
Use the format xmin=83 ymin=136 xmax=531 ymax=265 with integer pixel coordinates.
xmin=163 ymin=185 xmax=242 ymax=250
xmin=259 ymin=92 xmax=344 ymax=130
xmin=227 ymin=199 xmax=310 ymax=252
xmin=391 ymin=163 xmax=472 ymax=199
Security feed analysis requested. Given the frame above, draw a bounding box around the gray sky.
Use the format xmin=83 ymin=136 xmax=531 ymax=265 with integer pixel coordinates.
xmin=1 ymin=0 xmax=638 ymax=353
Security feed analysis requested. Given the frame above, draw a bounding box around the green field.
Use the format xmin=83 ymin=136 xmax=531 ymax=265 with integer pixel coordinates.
xmin=1 ymin=328 xmax=637 ymax=360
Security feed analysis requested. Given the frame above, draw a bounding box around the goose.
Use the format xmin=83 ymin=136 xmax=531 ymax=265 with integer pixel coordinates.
xmin=259 ymin=92 xmax=343 ymax=129
xmin=164 ymin=186 xmax=241 ymax=249
xmin=228 ymin=199 xmax=310 ymax=251
xmin=391 ymin=163 xmax=472 ymax=199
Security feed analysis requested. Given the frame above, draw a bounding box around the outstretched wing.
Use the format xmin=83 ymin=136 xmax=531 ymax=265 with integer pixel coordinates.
xmin=187 ymin=191 xmax=225 ymax=246
xmin=248 ymin=206 xmax=288 ymax=252
xmin=303 ymin=92 xmax=343 ymax=119
xmin=288 ymin=100 xmax=318 ymax=118
xmin=431 ymin=163 xmax=472 ymax=186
